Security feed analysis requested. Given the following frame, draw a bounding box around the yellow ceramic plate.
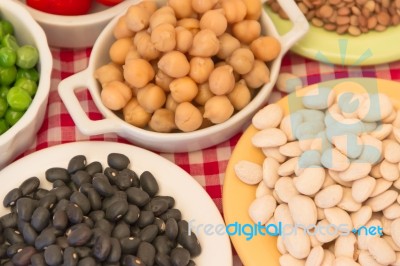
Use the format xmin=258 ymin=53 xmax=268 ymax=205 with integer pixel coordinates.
xmin=265 ymin=6 xmax=400 ymax=66
xmin=223 ymin=78 xmax=400 ymax=266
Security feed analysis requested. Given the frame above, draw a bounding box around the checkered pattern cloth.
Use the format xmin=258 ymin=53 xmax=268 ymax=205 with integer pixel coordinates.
xmin=18 ymin=47 xmax=400 ymax=265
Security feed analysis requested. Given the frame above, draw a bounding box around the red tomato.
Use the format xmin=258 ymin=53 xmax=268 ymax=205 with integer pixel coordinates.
xmin=26 ymin=0 xmax=92 ymax=15
xmin=96 ymin=0 xmax=124 ymax=6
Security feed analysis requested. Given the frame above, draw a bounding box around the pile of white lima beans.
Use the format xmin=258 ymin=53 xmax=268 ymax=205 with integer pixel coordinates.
xmin=235 ymin=85 xmax=400 ymax=265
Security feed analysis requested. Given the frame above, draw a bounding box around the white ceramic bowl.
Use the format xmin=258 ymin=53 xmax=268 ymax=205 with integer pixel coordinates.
xmin=13 ymin=0 xmax=139 ymax=48
xmin=0 ymin=1 xmax=52 ymax=169
xmin=58 ymin=0 xmax=309 ymax=153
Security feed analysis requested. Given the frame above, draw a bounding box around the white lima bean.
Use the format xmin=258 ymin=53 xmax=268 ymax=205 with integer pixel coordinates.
xmin=233 ymin=86 xmax=400 ymax=264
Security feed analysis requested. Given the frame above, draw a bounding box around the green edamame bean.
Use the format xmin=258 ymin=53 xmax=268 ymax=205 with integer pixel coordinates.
xmin=5 ymin=109 xmax=24 ymax=126
xmin=7 ymin=87 xmax=32 ymax=112
xmin=0 ymin=86 xmax=9 ymax=99
xmin=0 ymin=47 xmax=17 ymax=68
xmin=1 ymin=34 xmax=19 ymax=51
xmin=0 ymin=97 xmax=8 ymax=118
xmin=16 ymin=45 xmax=39 ymax=69
xmin=14 ymin=78 xmax=37 ymax=96
xmin=0 ymin=119 xmax=9 ymax=134
xmin=16 ymin=68 xmax=39 ymax=82
xmin=0 ymin=20 xmax=14 ymax=36
xmin=0 ymin=66 xmax=17 ymax=86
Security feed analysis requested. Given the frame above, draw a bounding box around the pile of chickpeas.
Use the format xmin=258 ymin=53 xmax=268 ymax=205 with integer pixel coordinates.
xmin=94 ymin=0 xmax=281 ymax=133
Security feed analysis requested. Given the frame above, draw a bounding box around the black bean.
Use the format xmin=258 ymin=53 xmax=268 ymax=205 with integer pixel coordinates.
xmin=107 ymin=238 xmax=121 ymax=263
xmin=155 ymin=196 xmax=175 ymax=208
xmin=139 ymin=224 xmax=158 ymax=243
xmin=93 ymin=234 xmax=111 ymax=261
xmin=137 ymin=210 xmax=155 ymax=228
xmin=104 ymin=167 xmax=119 ymax=185
xmin=21 ymin=222 xmax=37 ymax=246
xmin=86 ymin=161 xmax=103 ymax=176
xmin=0 ymin=212 xmax=18 ymax=228
xmin=6 ymin=243 xmax=26 ymax=258
xmin=106 ymin=200 xmax=128 ymax=222
xmin=171 ymin=247 xmax=191 ymax=266
xmin=120 ymin=237 xmax=140 ymax=254
xmin=68 ymin=155 xmax=87 ymax=174
xmin=52 ymin=179 xmax=66 ymax=188
xmin=4 ymin=228 xmax=24 ymax=245
xmin=87 ymin=188 xmax=102 ymax=211
xmin=34 ymin=189 xmax=49 ymax=200
xmin=166 ymin=218 xmax=178 ymax=241
xmin=112 ymin=221 xmax=130 ymax=239
xmin=154 ymin=217 xmax=166 ymax=234
xmin=137 ymin=241 xmax=155 ymax=266
xmin=38 ymin=193 xmax=57 ymax=210
xmin=95 ymin=219 xmax=113 ymax=236
xmin=155 ymin=253 xmax=172 ymax=266
xmin=56 ymin=236 xmax=69 ymax=249
xmin=0 ymin=244 xmax=8 ymax=259
xmin=107 ymin=153 xmax=130 ymax=171
xmin=3 ymin=188 xmax=22 ymax=207
xmin=12 ymin=246 xmax=36 ymax=266
xmin=88 ymin=210 xmax=105 ymax=222
xmin=66 ymin=223 xmax=93 ymax=247
xmin=124 ymin=255 xmax=146 ymax=266
xmin=53 ymin=210 xmax=68 ymax=231
xmin=44 ymin=244 xmax=63 ymax=266
xmin=66 ymin=203 xmax=84 ymax=224
xmin=123 ymin=205 xmax=140 ymax=224
xmin=72 ymin=170 xmax=92 ymax=187
xmin=126 ymin=187 xmax=150 ymax=207
xmin=159 ymin=209 xmax=182 ymax=222
xmin=77 ymin=256 xmax=96 ymax=266
xmin=52 ymin=185 xmax=73 ymax=201
xmin=19 ymin=177 xmax=40 ymax=196
xmin=75 ymin=246 xmax=92 ymax=258
xmin=114 ymin=170 xmax=134 ymax=190
xmin=35 ymin=227 xmax=56 ymax=250
xmin=31 ymin=207 xmax=50 ymax=232
xmin=92 ymin=175 xmax=114 ymax=197
xmin=16 ymin=197 xmax=37 ymax=221
xmin=145 ymin=197 xmax=169 ymax=216
xmin=177 ymin=220 xmax=201 ymax=257
xmin=153 ymin=235 xmax=175 ymax=255
xmin=70 ymin=191 xmax=91 ymax=215
xmin=30 ymin=252 xmax=46 ymax=266
xmin=63 ymin=247 xmax=78 ymax=266
xmin=140 ymin=171 xmax=159 ymax=197
xmin=45 ymin=167 xmax=70 ymax=183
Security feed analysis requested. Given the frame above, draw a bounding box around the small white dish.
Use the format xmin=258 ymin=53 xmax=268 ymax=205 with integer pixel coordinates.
xmin=0 ymin=141 xmax=233 ymax=265
xmin=13 ymin=0 xmax=139 ymax=48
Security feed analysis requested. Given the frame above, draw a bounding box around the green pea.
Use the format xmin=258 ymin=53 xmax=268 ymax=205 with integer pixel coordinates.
xmin=0 ymin=47 xmax=17 ymax=67
xmin=0 ymin=86 xmax=9 ymax=99
xmin=0 ymin=65 xmax=17 ymax=86
xmin=0 ymin=118 xmax=9 ymax=135
xmin=14 ymin=78 xmax=37 ymax=97
xmin=16 ymin=45 xmax=39 ymax=69
xmin=0 ymin=97 xmax=7 ymax=118
xmin=7 ymin=87 xmax=32 ymax=112
xmin=16 ymin=67 xmax=39 ymax=82
xmin=5 ymin=109 xmax=24 ymax=126
xmin=1 ymin=34 xmax=19 ymax=51
xmin=0 ymin=20 xmax=14 ymax=36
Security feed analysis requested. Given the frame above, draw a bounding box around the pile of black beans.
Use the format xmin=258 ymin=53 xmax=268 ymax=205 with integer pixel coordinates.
xmin=0 ymin=153 xmax=201 ymax=266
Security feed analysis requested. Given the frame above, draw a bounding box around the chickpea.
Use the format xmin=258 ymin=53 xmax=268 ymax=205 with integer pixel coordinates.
xmin=109 ymin=37 xmax=134 ymax=65
xmin=113 ymin=15 xmax=135 ymax=39
xmin=168 ymin=0 xmax=193 ymax=19
xmin=217 ymin=33 xmax=241 ymax=59
xmin=228 ymin=80 xmax=251 ymax=110
xmin=134 ymin=31 xmax=160 ymax=61
xmin=192 ymin=0 xmax=219 ymax=14
xmin=149 ymin=6 xmax=177 ymax=29
xmin=195 ymin=83 xmax=214 ymax=106
xmin=123 ymin=58 xmax=155 ymax=88
xmin=189 ymin=57 xmax=214 ymax=84
xmin=177 ymin=18 xmax=200 ymax=35
xmin=136 ymin=83 xmax=167 ymax=113
xmin=221 ymin=0 xmax=247 ymax=23
xmin=125 ymin=5 xmax=151 ymax=32
xmin=203 ymin=95 xmax=234 ymax=124
xmin=175 ymin=102 xmax=203 ymax=132
xmin=199 ymin=9 xmax=227 ymax=37
xmin=209 ymin=65 xmax=235 ymax=95
xmin=151 ymin=23 xmax=176 ymax=52
xmin=137 ymin=0 xmax=158 ymax=15
xmin=189 ymin=29 xmax=220 ymax=57
xmin=124 ymin=46 xmax=141 ymax=63
xmin=149 ymin=108 xmax=176 ymax=133
xmin=175 ymin=26 xmax=193 ymax=53
xmin=158 ymin=51 xmax=190 ymax=78
xmin=232 ymin=20 xmax=261 ymax=44
xmin=101 ymin=81 xmax=132 ymax=111
xmin=123 ymin=98 xmax=152 ymax=128
xmin=166 ymin=94 xmax=178 ymax=111
xmin=94 ymin=63 xmax=123 ymax=85
xmin=250 ymin=36 xmax=281 ymax=62
xmin=242 ymin=0 xmax=262 ymax=20
xmin=169 ymin=76 xmax=198 ymax=103
xmin=227 ymin=47 xmax=254 ymax=75
xmin=155 ymin=70 xmax=174 ymax=92
xmin=242 ymin=60 xmax=270 ymax=89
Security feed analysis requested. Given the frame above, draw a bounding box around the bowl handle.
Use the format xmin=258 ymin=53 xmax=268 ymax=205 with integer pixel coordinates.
xmin=263 ymin=0 xmax=310 ymax=55
xmin=58 ymin=70 xmax=121 ymax=136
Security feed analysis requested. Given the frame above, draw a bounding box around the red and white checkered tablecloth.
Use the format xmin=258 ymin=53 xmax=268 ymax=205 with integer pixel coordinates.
xmin=17 ymin=47 xmax=400 ymax=265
